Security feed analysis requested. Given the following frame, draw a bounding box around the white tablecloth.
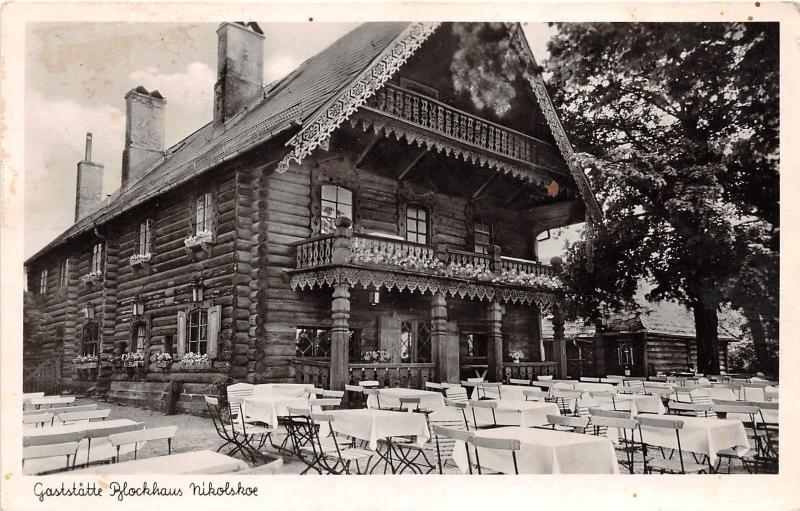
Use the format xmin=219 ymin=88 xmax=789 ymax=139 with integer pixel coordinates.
xmin=639 ymin=416 xmax=749 ymax=464
xmin=468 ymin=384 xmax=526 ymax=402
xmin=574 ymin=382 xmax=616 ymax=393
xmin=367 ymin=388 xmax=445 ymax=411
xmin=253 ymin=383 xmax=310 ymax=398
xmin=584 ymin=394 xmax=665 ymax=415
xmin=452 ymin=426 xmax=619 ymax=474
xmin=70 ymin=450 xmax=248 ymax=474
xmin=327 ymin=409 xmax=430 ymax=450
xmin=471 ymin=400 xmax=560 ymax=428
xmin=244 ymin=395 xmax=308 ymax=427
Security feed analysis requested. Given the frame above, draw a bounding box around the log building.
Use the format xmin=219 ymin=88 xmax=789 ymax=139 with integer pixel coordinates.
xmin=24 ymin=22 xmax=603 ymax=413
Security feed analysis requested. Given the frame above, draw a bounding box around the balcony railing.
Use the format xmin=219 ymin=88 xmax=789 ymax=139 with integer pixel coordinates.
xmin=294 ymin=233 xmax=560 ymax=287
xmin=503 ymin=361 xmax=559 ymax=382
xmin=291 ymin=358 xmax=435 ymax=390
xmin=364 ymin=83 xmax=563 ymax=169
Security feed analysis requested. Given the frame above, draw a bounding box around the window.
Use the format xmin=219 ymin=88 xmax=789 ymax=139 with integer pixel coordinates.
xmin=59 ymin=259 xmax=69 ymax=287
xmin=405 ymin=206 xmax=428 ymax=244
xmin=617 ymin=343 xmax=634 ymax=366
xmin=462 ymin=333 xmax=488 ymax=358
xmin=295 ymin=327 xmax=360 ymax=359
xmin=320 ymin=185 xmax=352 ymax=234
xmin=188 ymin=309 xmax=209 ymax=355
xmin=194 ymin=192 xmax=215 ymax=235
xmin=91 ymin=243 xmax=104 ymax=274
xmin=82 ymin=323 xmax=99 ymax=357
xmin=474 ymin=221 xmax=493 ymax=255
xmin=39 ymin=269 xmax=47 ymax=294
xmin=131 ymin=323 xmax=147 ymax=353
xmin=399 ymin=320 xmax=432 ymax=363
xmin=137 ymin=219 xmax=152 ymax=255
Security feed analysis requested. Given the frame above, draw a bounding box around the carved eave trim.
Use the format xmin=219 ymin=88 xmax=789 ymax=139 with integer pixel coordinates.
xmin=507 ymin=23 xmax=604 ymax=225
xmin=287 ymin=266 xmax=560 ymax=309
xmin=276 ymin=22 xmax=441 ymax=174
xmin=349 ymin=112 xmax=562 ymax=188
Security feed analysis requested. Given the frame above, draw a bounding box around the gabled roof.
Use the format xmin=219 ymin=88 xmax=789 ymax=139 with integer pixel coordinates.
xmin=27 ymin=22 xmax=601 ymax=265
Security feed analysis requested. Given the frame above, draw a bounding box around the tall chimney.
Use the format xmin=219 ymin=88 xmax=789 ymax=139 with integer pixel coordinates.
xmin=122 ymin=86 xmax=166 ymax=186
xmin=214 ymin=22 xmax=264 ymax=130
xmin=75 ymin=132 xmax=104 ymax=222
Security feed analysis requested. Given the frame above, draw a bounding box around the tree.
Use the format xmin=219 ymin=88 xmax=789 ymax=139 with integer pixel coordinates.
xmin=545 ymin=23 xmax=779 ymax=374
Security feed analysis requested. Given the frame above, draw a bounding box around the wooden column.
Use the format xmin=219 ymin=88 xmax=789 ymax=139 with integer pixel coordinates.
xmin=551 ymin=304 xmax=567 ymax=379
xmin=486 ymin=300 xmax=504 ymax=382
xmin=431 ymin=293 xmax=458 ymax=383
xmin=330 ymin=282 xmax=351 ymax=390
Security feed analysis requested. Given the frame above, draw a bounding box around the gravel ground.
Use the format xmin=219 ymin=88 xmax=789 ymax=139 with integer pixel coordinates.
xmin=72 ymin=398 xmax=769 ymax=475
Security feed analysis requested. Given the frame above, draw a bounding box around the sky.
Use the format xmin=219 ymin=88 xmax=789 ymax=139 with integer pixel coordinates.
xmin=24 ymin=21 xmax=580 ymax=260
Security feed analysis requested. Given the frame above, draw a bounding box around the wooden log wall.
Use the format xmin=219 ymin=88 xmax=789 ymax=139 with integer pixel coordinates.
xmin=645 ymin=334 xmax=730 ymax=374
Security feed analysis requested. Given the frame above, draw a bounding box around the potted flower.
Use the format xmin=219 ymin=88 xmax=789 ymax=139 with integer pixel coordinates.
xmin=509 ymin=350 xmax=525 ymax=363
xmin=154 ymin=351 xmax=173 ymax=371
xmin=80 ymin=271 xmax=102 ymax=287
xmin=72 ymin=354 xmax=99 ymax=369
xmin=361 ymin=350 xmax=391 ymax=363
xmin=177 ymin=352 xmax=211 ymax=370
xmin=122 ymin=350 xmax=146 ymax=367
xmin=129 ymin=252 xmax=153 ymax=268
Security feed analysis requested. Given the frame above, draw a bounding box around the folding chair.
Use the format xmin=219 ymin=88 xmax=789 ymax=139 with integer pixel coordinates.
xmin=59 ymin=409 xmax=111 ymax=424
xmin=23 ymin=413 xmax=54 ymax=428
xmin=544 ymin=415 xmax=589 ymax=433
xmin=444 ymin=398 xmax=471 ymax=431
xmin=363 ymin=388 xmax=382 ymax=409
xmin=431 ymin=425 xmax=476 ymax=474
xmin=309 ymin=398 xmax=342 ymax=411
xmin=321 ymin=389 xmax=345 ymax=405
xmin=108 ymin=426 xmax=178 ymax=462
xmin=469 ymin=400 xmax=500 ymax=430
xmin=508 ymin=378 xmax=532 ymax=386
xmin=300 ymin=412 xmax=374 ymax=475
xmin=231 ymin=403 xmax=275 ymax=462
xmin=667 ymin=400 xmax=711 ymax=417
xmin=638 ymin=416 xmax=711 ymax=474
xmin=205 ymin=395 xmax=248 ymax=457
xmin=398 ymin=416 xmax=469 ymax=474
xmin=711 ymin=403 xmax=760 ymax=473
xmin=81 ymin=422 xmax=145 ymax=466
xmin=588 ymin=413 xmax=647 ymax=473
xmin=344 ymin=384 xmax=366 ymax=408
xmin=523 ymin=388 xmax=550 ymax=402
xmin=444 ymin=385 xmax=469 ymax=404
xmin=23 ymin=442 xmax=81 ymax=474
xmin=476 ymin=382 xmax=502 ymax=400
xmin=472 ymin=436 xmax=521 ymax=475
xmin=552 ymin=389 xmax=583 ymax=416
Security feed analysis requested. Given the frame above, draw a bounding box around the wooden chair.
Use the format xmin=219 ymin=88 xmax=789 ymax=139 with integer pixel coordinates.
xmin=358 ymin=380 xmax=380 ymax=388
xmin=309 ymin=398 xmax=342 ymax=411
xmin=552 ymin=389 xmax=583 ymax=416
xmin=444 ymin=398 xmax=471 ymax=431
xmin=472 ymin=436 xmax=521 ymax=475
xmin=398 ymin=416 xmax=469 ymax=474
xmin=431 ymin=425 xmax=476 ymax=474
xmin=508 ymin=378 xmax=532 ymax=386
xmin=445 ymin=385 xmax=469 ymax=404
xmin=363 ymin=388 xmax=382 ymax=409
xmin=476 ymin=382 xmax=502 ymax=400
xmin=80 ymin=422 xmax=145 ymax=466
xmin=667 ymin=400 xmax=711 ymax=417
xmin=469 ymin=400 xmax=499 ymax=430
xmin=23 ymin=430 xmax=85 ymax=448
xmin=321 ymin=390 xmax=345 ymax=407
xmin=23 ymin=413 xmax=54 ymax=428
xmin=108 ymin=426 xmax=178 ymax=462
xmin=637 ymin=416 xmax=711 ymax=474
xmin=205 ymin=396 xmax=248 ymax=458
xmin=226 ymin=382 xmax=255 ymax=409
xmin=23 ymin=442 xmax=80 ymax=474
xmin=344 ymin=384 xmax=366 ymax=408
xmin=523 ymin=388 xmax=550 ymax=402
xmin=301 ymin=412 xmax=374 ymax=475
xmin=425 ymin=382 xmax=445 ymax=395
xmin=237 ymin=457 xmax=284 ymax=474
xmin=24 ymin=404 xmax=98 ymax=418
xmin=544 ymin=415 xmax=590 ymax=433
xmin=588 ymin=413 xmax=646 ymax=473
xmin=59 ymin=409 xmax=111 ymax=424
xmin=231 ymin=403 xmax=275 ymax=462
xmin=711 ymin=404 xmax=760 ymax=473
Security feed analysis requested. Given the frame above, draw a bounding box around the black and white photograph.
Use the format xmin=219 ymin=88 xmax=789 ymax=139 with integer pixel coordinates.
xmin=1 ymin=2 xmax=798 ymax=510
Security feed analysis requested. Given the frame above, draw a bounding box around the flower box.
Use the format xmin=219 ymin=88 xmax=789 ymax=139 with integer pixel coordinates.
xmin=123 ymin=360 xmax=145 ymax=368
xmin=129 ymin=252 xmax=152 ymax=268
xmin=80 ymin=272 xmax=102 ymax=287
xmin=75 ymin=362 xmax=98 ymax=370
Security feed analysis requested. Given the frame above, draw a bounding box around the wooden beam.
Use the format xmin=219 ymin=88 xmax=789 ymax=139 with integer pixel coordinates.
xmin=354 ymin=132 xmax=381 ymax=168
xmin=471 ymin=173 xmax=499 ymax=200
xmin=397 ymin=149 xmax=428 ymax=181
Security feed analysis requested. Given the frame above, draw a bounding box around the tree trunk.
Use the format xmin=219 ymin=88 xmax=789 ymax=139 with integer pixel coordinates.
xmin=742 ymin=307 xmax=770 ymax=375
xmin=693 ymin=296 xmax=721 ymax=375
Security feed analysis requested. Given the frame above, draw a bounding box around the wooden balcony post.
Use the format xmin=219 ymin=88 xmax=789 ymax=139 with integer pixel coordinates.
xmin=330 ymin=282 xmax=351 ymax=390
xmin=489 ymin=244 xmax=502 ymax=273
xmin=431 ymin=293 xmax=458 ymax=383
xmin=331 ymin=216 xmax=353 ymax=265
xmin=486 ymin=300 xmax=504 ymax=382
xmin=551 ymin=304 xmax=567 ymax=379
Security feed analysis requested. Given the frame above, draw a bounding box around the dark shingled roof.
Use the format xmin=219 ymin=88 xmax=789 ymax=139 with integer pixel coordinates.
xmin=27 ymin=22 xmax=411 ymax=264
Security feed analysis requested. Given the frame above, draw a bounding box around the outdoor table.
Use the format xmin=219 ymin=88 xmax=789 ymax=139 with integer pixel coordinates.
xmin=764 ymin=386 xmax=778 ymax=402
xmin=70 ymin=450 xmax=249 ymax=474
xmin=244 ymin=395 xmax=309 ymax=428
xmin=327 ymin=408 xmax=430 ymax=451
xmin=638 ymin=415 xmax=749 ymax=465
xmin=368 ymin=388 xmax=445 ymax=412
xmin=253 ymin=383 xmax=311 ymax=398
xmin=467 ymin=384 xmax=525 ymax=402
xmin=471 ymin=399 xmax=560 ymax=428
xmin=23 ymin=392 xmax=45 ymax=402
xmin=740 ymin=386 xmax=768 ymax=402
xmin=23 ymin=418 xmax=136 ymax=441
xmin=452 ymin=426 xmax=620 ymax=474
xmin=26 ymin=396 xmax=76 ymax=409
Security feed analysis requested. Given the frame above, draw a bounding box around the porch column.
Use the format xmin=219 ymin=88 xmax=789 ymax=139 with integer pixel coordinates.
xmin=431 ymin=293 xmax=458 ymax=383
xmin=551 ymin=304 xmax=567 ymax=379
xmin=330 ymin=282 xmax=350 ymax=390
xmin=486 ymin=300 xmax=504 ymax=382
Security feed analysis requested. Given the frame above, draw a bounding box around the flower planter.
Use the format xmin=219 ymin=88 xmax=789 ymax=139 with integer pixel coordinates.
xmin=173 ymin=361 xmax=213 ymax=372
xmin=130 ymin=253 xmax=152 ymax=270
xmin=155 ymin=361 xmax=173 ymax=372
xmin=75 ymin=362 xmax=98 ymax=370
xmin=124 ymin=360 xmax=145 ymax=368
xmin=80 ymin=273 xmax=102 ymax=288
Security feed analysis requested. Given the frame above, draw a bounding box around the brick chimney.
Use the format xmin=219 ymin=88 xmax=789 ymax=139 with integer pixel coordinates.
xmin=75 ymin=133 xmax=104 ymax=222
xmin=122 ymin=86 xmax=166 ymax=186
xmin=213 ymin=22 xmax=264 ymax=130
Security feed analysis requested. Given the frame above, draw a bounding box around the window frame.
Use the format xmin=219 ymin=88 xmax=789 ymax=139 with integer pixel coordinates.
xmin=319 ymin=184 xmax=353 ymax=235
xmin=91 ymin=242 xmax=104 ymax=274
xmin=39 ymin=268 xmax=48 ymax=294
xmin=294 ymin=326 xmax=361 ymax=359
xmin=59 ymin=259 xmax=69 ymax=288
xmin=187 ymin=308 xmax=209 ymax=356
xmin=404 ymin=205 xmax=430 ymax=245
xmin=473 ymin=220 xmax=493 ymax=255
xmin=81 ymin=322 xmax=99 ymax=357
xmin=137 ymin=219 xmax=153 ymax=255
xmin=193 ymin=191 xmax=216 ymax=237
xmin=131 ymin=322 xmax=147 ymax=354
xmin=399 ymin=320 xmax=432 ymax=363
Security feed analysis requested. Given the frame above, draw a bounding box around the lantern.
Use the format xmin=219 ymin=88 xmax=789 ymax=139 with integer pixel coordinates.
xmin=369 ymin=288 xmax=380 ymax=306
xmin=132 ymin=298 xmax=145 ymax=316
xmin=81 ymin=306 xmax=94 ymax=319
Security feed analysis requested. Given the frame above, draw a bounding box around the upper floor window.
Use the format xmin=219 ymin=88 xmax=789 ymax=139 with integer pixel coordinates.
xmin=91 ymin=243 xmax=104 ymax=274
xmin=194 ymin=192 xmax=215 ymax=235
xmin=138 ymin=219 xmax=152 ymax=255
xmin=405 ymin=206 xmax=428 ymax=244
xmin=188 ymin=309 xmax=209 ymax=355
xmin=59 ymin=259 xmax=69 ymax=287
xmin=39 ymin=269 xmax=48 ymax=294
xmin=474 ymin=221 xmax=493 ymax=255
xmin=320 ymin=185 xmax=352 ymax=234
xmin=82 ymin=322 xmax=99 ymax=357
xmin=132 ymin=322 xmax=147 ymax=353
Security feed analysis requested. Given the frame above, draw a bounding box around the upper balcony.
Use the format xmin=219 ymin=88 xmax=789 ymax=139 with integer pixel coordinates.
xmin=287 ymin=227 xmax=563 ymax=308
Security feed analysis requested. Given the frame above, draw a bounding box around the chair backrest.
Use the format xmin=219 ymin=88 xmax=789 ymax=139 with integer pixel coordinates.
xmin=309 ymin=398 xmax=341 ymax=409
xmin=472 ymin=436 xmax=521 ymax=451
xmin=344 ymin=384 xmax=364 ymax=393
xmin=108 ymin=425 xmax=178 ymax=447
xmin=589 ymin=415 xmax=639 ymax=431
xmin=508 ymin=378 xmax=531 ymax=386
xmin=523 ymin=389 xmax=550 ymax=401
xmin=553 ymin=389 xmax=583 ymax=399
xmin=23 ymin=413 xmax=54 ymax=426
xmin=85 ymin=422 xmax=144 ymax=439
xmin=237 ymin=458 xmax=284 ymax=474
xmin=431 ymin=424 xmax=473 ymax=443
xmin=359 ymin=380 xmax=380 ymax=388
xmin=443 ymin=398 xmax=467 ymax=409
xmin=479 ymin=382 xmax=502 ymax=388
xmin=24 ymin=404 xmax=98 ymax=417
xmin=23 ymin=430 xmax=86 ymax=447
xmin=226 ymin=383 xmax=255 ymax=407
xmin=645 ymin=387 xmax=675 ymax=398
xmin=605 ymin=375 xmax=626 ymax=381
xmin=589 ymin=391 xmax=617 ymax=400
xmin=322 ymin=389 xmax=345 ymax=398
xmin=600 ymin=378 xmax=622 ymax=385
xmin=23 ymin=442 xmax=80 ymax=463
xmin=637 ymin=415 xmax=684 ymax=430
xmin=546 ymin=415 xmax=590 ymax=430
xmin=469 ymin=399 xmax=498 ymax=410
xmin=205 ymin=395 xmax=220 ymax=406
xmin=537 ymin=375 xmax=553 ymax=381
xmin=467 ymin=377 xmax=485 ymax=382
xmin=398 ymin=397 xmax=421 ymax=410
xmin=667 ymin=401 xmax=711 ymax=415
xmin=445 ymin=386 xmax=469 ymax=403
xmin=425 ymin=382 xmax=444 ymax=391
xmin=580 ymin=377 xmax=601 ymax=383
xmin=286 ymin=406 xmax=312 ymax=417
xmin=711 ymin=404 xmax=759 ymax=417
xmin=59 ymin=409 xmax=111 ymax=424
xmin=587 ymin=407 xmax=632 ymax=419
xmin=623 ymin=380 xmax=645 ymax=393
